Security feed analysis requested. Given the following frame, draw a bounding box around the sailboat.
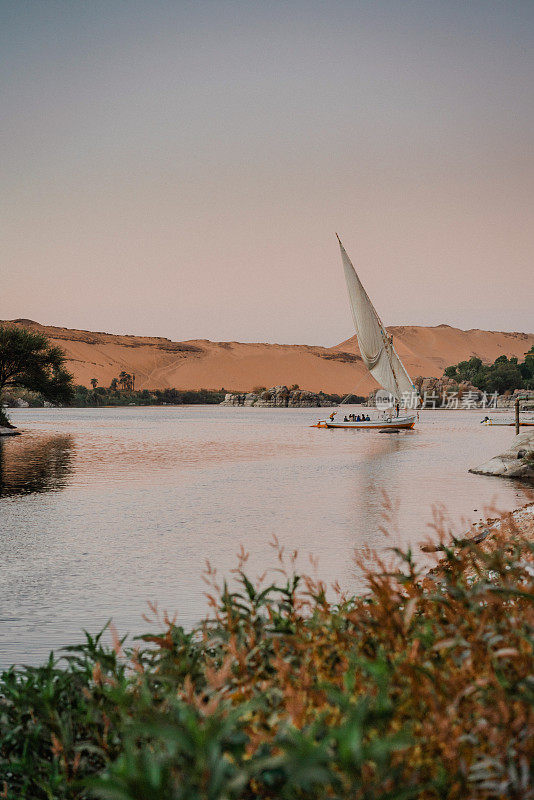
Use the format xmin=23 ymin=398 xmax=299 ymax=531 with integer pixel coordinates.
xmin=314 ymin=236 xmax=418 ymax=430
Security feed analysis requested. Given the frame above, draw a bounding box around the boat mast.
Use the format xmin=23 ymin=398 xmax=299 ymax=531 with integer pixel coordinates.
xmin=372 ymin=311 xmax=402 ymax=403
xmin=362 ymin=276 xmax=412 ymax=406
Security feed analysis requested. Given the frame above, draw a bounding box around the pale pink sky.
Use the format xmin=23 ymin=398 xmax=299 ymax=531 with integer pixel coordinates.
xmin=2 ymin=1 xmax=533 ymax=344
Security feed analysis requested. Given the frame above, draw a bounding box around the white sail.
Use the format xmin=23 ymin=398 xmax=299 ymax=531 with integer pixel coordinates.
xmin=337 ymin=235 xmax=416 ymax=403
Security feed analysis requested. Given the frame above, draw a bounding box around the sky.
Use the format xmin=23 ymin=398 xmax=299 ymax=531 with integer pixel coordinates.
xmin=1 ymin=0 xmax=533 ymax=345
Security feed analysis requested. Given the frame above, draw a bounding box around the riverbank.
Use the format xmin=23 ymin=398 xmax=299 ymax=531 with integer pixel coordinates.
xmin=421 ymin=500 xmax=534 ymax=556
xmin=469 ymin=500 xmax=534 ymax=543
xmin=3 ymin=386 xmax=226 ymax=409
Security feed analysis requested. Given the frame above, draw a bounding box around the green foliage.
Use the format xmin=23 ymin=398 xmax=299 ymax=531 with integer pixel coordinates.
xmin=1 ymin=523 xmax=533 ymax=799
xmin=0 ymin=326 xmax=74 ymax=420
xmin=444 ymin=347 xmax=534 ymax=392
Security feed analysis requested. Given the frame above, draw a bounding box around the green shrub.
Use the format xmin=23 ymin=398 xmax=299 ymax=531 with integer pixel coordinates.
xmin=445 ymin=347 xmax=534 ymax=392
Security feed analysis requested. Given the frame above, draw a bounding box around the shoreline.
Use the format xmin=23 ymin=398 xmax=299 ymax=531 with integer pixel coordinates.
xmin=421 ymin=500 xmax=534 ymax=558
xmin=466 ymin=500 xmax=534 ymax=544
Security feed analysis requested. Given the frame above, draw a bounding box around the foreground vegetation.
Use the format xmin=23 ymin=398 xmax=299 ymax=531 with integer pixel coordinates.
xmin=445 ymin=347 xmax=534 ymax=394
xmin=1 ymin=517 xmax=533 ymax=799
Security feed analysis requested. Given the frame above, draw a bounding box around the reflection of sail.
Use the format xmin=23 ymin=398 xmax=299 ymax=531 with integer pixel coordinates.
xmin=0 ymin=435 xmax=74 ymax=497
xmin=337 ymin=236 xmax=415 ymax=401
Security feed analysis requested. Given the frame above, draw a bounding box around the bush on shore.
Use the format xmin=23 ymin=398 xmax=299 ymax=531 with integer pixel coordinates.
xmin=1 ymin=520 xmax=533 ymax=799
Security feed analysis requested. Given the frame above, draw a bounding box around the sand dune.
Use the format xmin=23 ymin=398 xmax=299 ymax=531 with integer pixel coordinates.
xmin=4 ymin=319 xmax=534 ymax=395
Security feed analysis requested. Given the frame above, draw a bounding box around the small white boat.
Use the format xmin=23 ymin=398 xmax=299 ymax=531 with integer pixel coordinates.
xmin=481 ymin=417 xmax=534 ymax=427
xmin=314 ymin=236 xmax=419 ymax=431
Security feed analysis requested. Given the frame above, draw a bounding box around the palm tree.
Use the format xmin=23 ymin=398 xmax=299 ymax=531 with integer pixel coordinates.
xmin=90 ymin=378 xmax=98 ymax=389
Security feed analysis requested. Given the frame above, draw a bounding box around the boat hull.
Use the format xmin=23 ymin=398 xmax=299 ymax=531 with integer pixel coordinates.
xmin=313 ymin=415 xmax=416 ymax=430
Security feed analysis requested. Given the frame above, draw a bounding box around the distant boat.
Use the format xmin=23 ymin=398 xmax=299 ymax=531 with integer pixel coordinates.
xmin=314 ymin=236 xmax=417 ymax=430
xmin=481 ymin=416 xmax=534 ymax=427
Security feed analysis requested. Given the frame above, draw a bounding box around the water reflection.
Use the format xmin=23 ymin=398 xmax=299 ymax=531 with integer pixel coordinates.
xmin=0 ymin=434 xmax=74 ymax=497
xmin=345 ymin=430 xmax=410 ymax=549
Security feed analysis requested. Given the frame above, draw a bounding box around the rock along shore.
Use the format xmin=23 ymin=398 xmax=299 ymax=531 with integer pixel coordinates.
xmin=221 ymin=385 xmax=335 ymax=408
xmin=469 ymin=429 xmax=534 ymax=481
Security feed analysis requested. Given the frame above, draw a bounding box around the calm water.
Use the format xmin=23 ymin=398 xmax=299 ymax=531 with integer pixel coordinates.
xmin=0 ymin=406 xmax=530 ymax=666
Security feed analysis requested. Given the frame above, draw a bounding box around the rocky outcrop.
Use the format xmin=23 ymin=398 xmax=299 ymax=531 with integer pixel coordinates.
xmin=414 ymin=375 xmax=480 ymax=397
xmin=221 ymin=386 xmax=335 ymax=408
xmin=366 ymin=376 xmax=480 ymax=407
xmin=496 ymin=389 xmax=534 ymax=410
xmin=469 ymin=430 xmax=534 ymax=481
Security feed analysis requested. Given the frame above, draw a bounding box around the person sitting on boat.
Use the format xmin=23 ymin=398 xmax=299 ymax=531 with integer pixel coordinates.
xmin=356 ymin=415 xmax=361 ymax=422
xmin=329 ymin=411 xmax=337 ymax=421
xmin=343 ymin=416 xmax=348 ymax=422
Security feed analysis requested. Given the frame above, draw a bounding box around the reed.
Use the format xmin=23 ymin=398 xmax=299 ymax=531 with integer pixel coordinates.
xmin=1 ymin=515 xmax=533 ymax=799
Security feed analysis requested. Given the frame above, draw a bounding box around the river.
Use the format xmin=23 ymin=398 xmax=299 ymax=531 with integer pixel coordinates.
xmin=0 ymin=406 xmax=529 ymax=666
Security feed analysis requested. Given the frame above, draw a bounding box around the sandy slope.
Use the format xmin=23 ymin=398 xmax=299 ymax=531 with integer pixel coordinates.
xmin=3 ymin=319 xmax=533 ymax=394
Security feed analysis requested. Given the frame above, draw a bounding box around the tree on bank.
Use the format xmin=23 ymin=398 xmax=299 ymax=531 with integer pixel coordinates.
xmin=0 ymin=325 xmax=74 ymax=427
xmin=444 ymin=347 xmax=534 ymax=393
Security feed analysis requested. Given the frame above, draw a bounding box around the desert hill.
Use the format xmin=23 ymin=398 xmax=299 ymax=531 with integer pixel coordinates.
xmin=4 ymin=319 xmax=534 ymax=395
